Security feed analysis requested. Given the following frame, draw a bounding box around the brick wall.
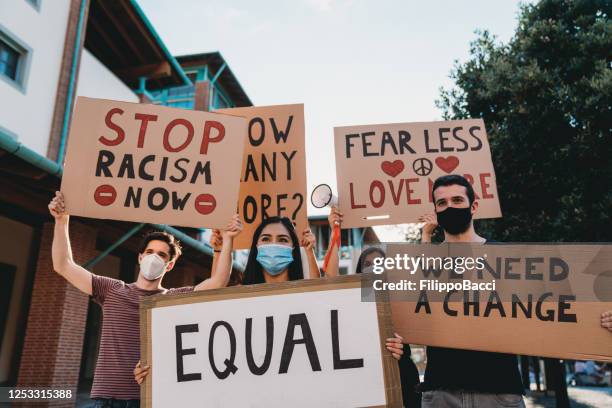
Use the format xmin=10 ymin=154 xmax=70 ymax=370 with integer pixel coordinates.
xmin=47 ymin=0 xmax=91 ymax=161
xmin=17 ymin=221 xmax=97 ymax=407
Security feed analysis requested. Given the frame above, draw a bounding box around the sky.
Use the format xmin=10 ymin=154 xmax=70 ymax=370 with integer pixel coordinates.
xmin=138 ymin=0 xmax=526 ymax=227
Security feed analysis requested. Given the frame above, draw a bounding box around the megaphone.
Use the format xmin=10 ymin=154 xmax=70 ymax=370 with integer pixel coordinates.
xmin=310 ymin=183 xmax=338 ymax=208
xmin=311 ymin=183 xmax=341 ymax=273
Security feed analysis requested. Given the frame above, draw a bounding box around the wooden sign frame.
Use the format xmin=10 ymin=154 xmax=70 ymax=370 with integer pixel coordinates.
xmin=139 ymin=274 xmax=403 ymax=407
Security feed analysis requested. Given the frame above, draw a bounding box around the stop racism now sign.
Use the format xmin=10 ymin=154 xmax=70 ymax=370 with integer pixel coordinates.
xmin=61 ymin=97 xmax=246 ymax=229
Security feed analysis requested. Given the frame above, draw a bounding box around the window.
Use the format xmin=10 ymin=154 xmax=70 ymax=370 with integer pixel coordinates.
xmin=0 ymin=42 xmax=19 ymax=80
xmin=0 ymin=27 xmax=31 ymax=92
xmin=25 ymin=0 xmax=41 ymax=11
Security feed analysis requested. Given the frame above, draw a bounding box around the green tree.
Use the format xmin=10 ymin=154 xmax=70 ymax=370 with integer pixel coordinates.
xmin=437 ymin=0 xmax=611 ymax=242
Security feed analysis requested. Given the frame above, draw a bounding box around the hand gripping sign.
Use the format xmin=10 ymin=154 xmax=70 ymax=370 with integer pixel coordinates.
xmin=334 ymin=119 xmax=501 ymax=228
xmin=61 ymin=97 xmax=247 ymax=229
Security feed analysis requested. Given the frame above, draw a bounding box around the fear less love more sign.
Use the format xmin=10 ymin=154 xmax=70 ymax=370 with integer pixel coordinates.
xmin=334 ymin=119 xmax=502 ymax=227
xmin=61 ymin=97 xmax=246 ymax=229
xmin=139 ymin=276 xmax=402 ymax=408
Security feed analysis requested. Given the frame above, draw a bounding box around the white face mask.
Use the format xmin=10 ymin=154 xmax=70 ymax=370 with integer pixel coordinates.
xmin=140 ymin=253 xmax=167 ymax=281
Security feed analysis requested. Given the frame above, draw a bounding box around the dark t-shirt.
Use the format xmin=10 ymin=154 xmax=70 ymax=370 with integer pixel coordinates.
xmin=419 ymin=239 xmax=524 ymax=395
xmin=420 ymin=347 xmax=524 ymax=394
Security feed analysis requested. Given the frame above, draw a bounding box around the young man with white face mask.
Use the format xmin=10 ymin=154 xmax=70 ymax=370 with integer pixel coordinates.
xmin=48 ymin=191 xmax=241 ymax=407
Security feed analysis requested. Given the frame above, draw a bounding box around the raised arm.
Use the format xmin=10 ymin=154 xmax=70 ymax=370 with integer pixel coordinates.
xmin=195 ymin=215 xmax=242 ymax=291
xmin=49 ymin=191 xmax=93 ymax=295
xmin=301 ymin=227 xmax=321 ymax=279
xmin=322 ymin=206 xmax=343 ymax=277
xmin=418 ymin=213 xmax=438 ymax=243
xmin=209 ymin=228 xmax=222 ymax=279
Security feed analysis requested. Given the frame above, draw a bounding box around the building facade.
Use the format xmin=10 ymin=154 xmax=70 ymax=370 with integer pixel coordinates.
xmin=0 ymin=0 xmax=251 ymax=404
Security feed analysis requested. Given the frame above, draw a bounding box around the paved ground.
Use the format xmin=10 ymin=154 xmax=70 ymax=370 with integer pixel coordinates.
xmin=525 ymin=386 xmax=612 ymax=408
xmin=71 ymin=385 xmax=612 ymax=407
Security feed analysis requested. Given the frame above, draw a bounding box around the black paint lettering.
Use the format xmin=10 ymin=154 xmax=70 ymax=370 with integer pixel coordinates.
xmin=245 ymin=317 xmax=274 ymax=375
xmin=139 ymin=155 xmax=155 ymax=181
xmin=95 ymin=150 xmax=114 ymax=177
xmin=208 ymin=321 xmax=238 ymax=379
xmin=415 ymin=291 xmax=431 ymax=314
xmin=525 ymin=257 xmax=544 ymax=280
xmin=281 ymin=151 xmax=297 ymax=180
xmin=170 ymin=158 xmax=189 ymax=183
xmin=345 ymin=134 xmax=359 ymax=158
xmin=171 ymin=192 xmax=191 ymax=210
xmin=468 ymin=126 xmax=483 ymax=151
xmin=362 ymin=132 xmax=377 ymax=157
xmin=381 ymin=132 xmax=398 ymax=155
xmin=148 ymin=187 xmax=168 ymax=211
xmin=443 ymin=290 xmax=458 ymax=316
xmin=558 ymin=295 xmax=577 ymax=323
xmin=159 ymin=157 xmax=169 ymax=181
xmin=463 ymin=290 xmax=480 ymax=316
xmin=484 ymin=291 xmax=506 ymax=317
xmin=175 ymin=324 xmax=202 ymax=382
xmin=549 ymin=257 xmax=569 ymax=281
xmin=398 ymin=130 xmax=416 ymax=154
xmin=261 ymin=153 xmax=277 ymax=182
xmin=536 ymin=292 xmax=555 ymax=321
xmin=439 ymin=128 xmax=453 ymax=152
xmin=452 ymin=127 xmax=469 ymax=152
xmin=244 ymin=154 xmax=258 ymax=182
xmin=124 ymin=186 xmax=142 ymax=208
xmin=276 ymin=193 xmax=288 ymax=216
xmin=505 ymin=258 xmax=521 ymax=279
xmin=424 ymin=129 xmax=438 ymax=153
xmin=243 ymin=196 xmax=257 ymax=223
xmin=512 ymin=294 xmax=533 ymax=318
xmin=249 ymin=117 xmax=265 ymax=146
xmin=270 ymin=116 xmax=293 ymax=143
xmin=261 ymin=194 xmax=272 ymax=219
xmin=331 ymin=310 xmax=364 ymax=369
xmin=190 ymin=161 xmax=211 ymax=185
xmin=279 ymin=313 xmax=321 ymax=374
xmin=117 ymin=154 xmax=135 ymax=179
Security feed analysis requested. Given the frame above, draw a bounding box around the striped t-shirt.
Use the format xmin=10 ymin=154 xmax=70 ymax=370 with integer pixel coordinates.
xmin=90 ymin=275 xmax=194 ymax=400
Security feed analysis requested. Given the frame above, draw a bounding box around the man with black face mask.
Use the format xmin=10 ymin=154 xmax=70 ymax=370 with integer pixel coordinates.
xmin=417 ymin=175 xmax=525 ymax=408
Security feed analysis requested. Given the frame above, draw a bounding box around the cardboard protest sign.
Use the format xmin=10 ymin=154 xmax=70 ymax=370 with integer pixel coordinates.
xmin=378 ymin=244 xmax=612 ymax=361
xmin=334 ymin=119 xmax=501 ymax=227
xmin=61 ymin=97 xmax=246 ymax=229
xmin=217 ymin=104 xmax=307 ymax=249
xmin=139 ymin=275 xmax=402 ymax=407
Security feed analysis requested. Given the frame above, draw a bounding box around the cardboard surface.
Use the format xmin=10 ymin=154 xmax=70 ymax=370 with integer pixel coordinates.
xmin=61 ymin=97 xmax=246 ymax=229
xmin=392 ymin=302 xmax=612 ymax=361
xmin=384 ymin=244 xmax=612 ymax=361
xmin=139 ymin=275 xmax=402 ymax=407
xmin=334 ymin=119 xmax=501 ymax=228
xmin=217 ymin=104 xmax=307 ymax=249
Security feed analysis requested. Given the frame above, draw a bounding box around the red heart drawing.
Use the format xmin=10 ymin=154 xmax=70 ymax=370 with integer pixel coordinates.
xmin=381 ymin=160 xmax=404 ymax=177
xmin=435 ymin=156 xmax=460 ymax=174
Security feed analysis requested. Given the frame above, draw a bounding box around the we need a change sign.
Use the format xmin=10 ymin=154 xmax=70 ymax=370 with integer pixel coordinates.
xmin=139 ymin=276 xmax=402 ymax=407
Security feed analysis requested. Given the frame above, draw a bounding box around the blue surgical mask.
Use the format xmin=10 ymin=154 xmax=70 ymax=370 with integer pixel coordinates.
xmin=256 ymin=244 xmax=294 ymax=276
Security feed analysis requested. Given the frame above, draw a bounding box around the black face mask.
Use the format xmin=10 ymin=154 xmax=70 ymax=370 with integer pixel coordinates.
xmin=436 ymin=206 xmax=472 ymax=235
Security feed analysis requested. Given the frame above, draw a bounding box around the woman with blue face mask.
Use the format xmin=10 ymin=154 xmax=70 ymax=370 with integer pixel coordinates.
xmin=242 ymin=216 xmax=314 ymax=284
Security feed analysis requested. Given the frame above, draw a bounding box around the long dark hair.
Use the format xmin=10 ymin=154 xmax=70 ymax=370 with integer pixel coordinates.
xmin=355 ymin=247 xmax=386 ymax=274
xmin=242 ymin=216 xmax=304 ymax=285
